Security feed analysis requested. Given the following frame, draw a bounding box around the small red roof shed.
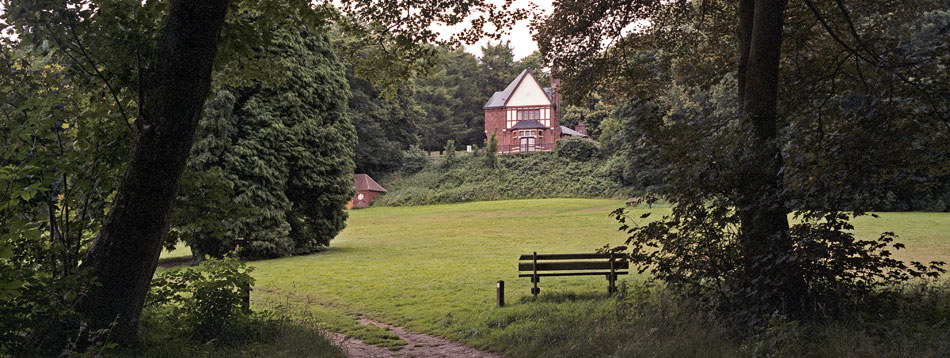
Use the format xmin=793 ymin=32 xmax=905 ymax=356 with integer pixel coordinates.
xmin=347 ymin=174 xmax=387 ymax=209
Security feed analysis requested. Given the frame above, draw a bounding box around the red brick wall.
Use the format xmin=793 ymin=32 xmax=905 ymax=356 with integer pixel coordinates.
xmin=484 ymin=109 xmax=505 ymax=143
xmin=350 ymin=190 xmax=383 ymax=209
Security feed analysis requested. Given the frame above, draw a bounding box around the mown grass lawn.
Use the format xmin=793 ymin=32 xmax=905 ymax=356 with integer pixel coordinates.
xmin=242 ymin=198 xmax=950 ymax=355
xmin=160 ymin=241 xmax=192 ymax=260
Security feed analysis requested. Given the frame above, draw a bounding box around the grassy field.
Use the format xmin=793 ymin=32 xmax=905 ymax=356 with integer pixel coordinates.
xmin=159 ymin=241 xmax=193 ymax=260
xmin=234 ymin=198 xmax=949 ymax=355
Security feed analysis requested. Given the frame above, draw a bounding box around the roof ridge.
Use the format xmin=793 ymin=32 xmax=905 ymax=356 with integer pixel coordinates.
xmin=353 ymin=174 xmax=387 ymax=192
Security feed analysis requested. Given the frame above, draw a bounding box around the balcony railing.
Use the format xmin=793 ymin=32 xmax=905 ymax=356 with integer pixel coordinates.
xmin=496 ymin=143 xmax=555 ymax=154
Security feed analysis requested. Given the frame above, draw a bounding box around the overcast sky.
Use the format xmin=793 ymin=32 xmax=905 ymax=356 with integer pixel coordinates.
xmin=438 ymin=0 xmax=553 ymax=61
xmin=0 ymin=1 xmax=552 ymax=60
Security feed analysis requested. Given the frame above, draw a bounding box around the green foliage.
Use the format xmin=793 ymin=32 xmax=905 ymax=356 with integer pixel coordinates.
xmin=172 ymin=27 xmax=355 ymax=260
xmin=514 ymin=51 xmax=550 ymax=87
xmin=345 ymin=72 xmax=419 ymax=178
xmin=443 ymin=140 xmax=457 ymax=166
xmin=146 ymin=257 xmax=254 ymax=342
xmin=560 ymin=93 xmax=613 ymax=139
xmin=168 ymin=167 xmax=247 ymax=258
xmin=613 ymin=204 xmax=946 ymax=317
xmin=140 ymin=258 xmax=346 ymax=357
xmin=414 ymin=47 xmax=482 ymax=151
xmin=609 ymin=73 xmax=946 ymax=319
xmin=400 ymin=145 xmax=429 ymax=175
xmin=476 ymin=42 xmax=519 ymax=99
xmin=138 ymin=260 xmax=344 ymax=357
xmin=792 ymin=213 xmax=946 ymax=308
xmin=554 ymin=138 xmax=599 ymax=162
xmin=483 ymin=131 xmax=499 ymax=169
xmin=0 ymin=0 xmax=531 ymax=350
xmin=0 ymin=44 xmax=129 ymax=356
xmin=599 ymin=98 xmax=667 ymax=190
xmin=135 ymin=310 xmax=346 ymax=358
xmin=333 ymin=0 xmax=527 ymax=96
xmin=540 ymin=0 xmax=950 ymax=321
xmin=376 ymin=152 xmax=631 ymax=206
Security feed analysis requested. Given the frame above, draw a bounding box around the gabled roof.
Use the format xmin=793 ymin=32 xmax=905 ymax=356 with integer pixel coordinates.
xmin=559 ymin=125 xmax=589 ymax=138
xmin=353 ymin=174 xmax=387 ymax=192
xmin=483 ymin=69 xmax=553 ymax=109
xmin=511 ymin=120 xmax=547 ymax=130
xmin=484 ymin=91 xmax=507 ymax=109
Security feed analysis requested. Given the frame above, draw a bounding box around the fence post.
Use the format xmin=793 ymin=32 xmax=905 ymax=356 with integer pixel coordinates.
xmin=608 ymin=252 xmax=617 ymax=295
xmin=241 ymin=281 xmax=251 ymax=313
xmin=497 ymin=280 xmax=505 ymax=307
xmin=531 ymin=251 xmax=540 ymax=297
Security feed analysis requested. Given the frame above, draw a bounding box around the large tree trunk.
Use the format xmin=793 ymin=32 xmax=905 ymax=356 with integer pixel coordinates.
xmin=77 ymin=0 xmax=232 ymax=344
xmin=735 ymin=0 xmax=807 ymax=315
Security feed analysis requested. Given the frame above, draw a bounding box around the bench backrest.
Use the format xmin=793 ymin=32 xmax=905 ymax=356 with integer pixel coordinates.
xmin=518 ymin=253 xmax=629 ymax=273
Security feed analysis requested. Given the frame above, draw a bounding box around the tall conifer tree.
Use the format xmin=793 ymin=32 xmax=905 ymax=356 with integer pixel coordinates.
xmin=175 ymin=27 xmax=355 ymax=259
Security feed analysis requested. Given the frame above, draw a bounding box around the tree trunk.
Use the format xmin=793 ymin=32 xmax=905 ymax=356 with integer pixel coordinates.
xmin=735 ymin=0 xmax=807 ymax=315
xmin=77 ymin=0 xmax=232 ymax=344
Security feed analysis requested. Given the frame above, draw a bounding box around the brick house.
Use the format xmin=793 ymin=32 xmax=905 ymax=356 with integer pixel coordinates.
xmin=483 ymin=69 xmax=587 ymax=154
xmin=346 ymin=174 xmax=387 ymax=209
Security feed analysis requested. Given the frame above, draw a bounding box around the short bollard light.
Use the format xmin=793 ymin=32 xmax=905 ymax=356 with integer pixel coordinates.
xmin=496 ymin=280 xmax=505 ymax=307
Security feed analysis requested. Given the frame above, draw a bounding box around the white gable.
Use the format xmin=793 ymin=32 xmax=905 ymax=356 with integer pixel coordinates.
xmin=505 ymin=73 xmax=551 ymax=107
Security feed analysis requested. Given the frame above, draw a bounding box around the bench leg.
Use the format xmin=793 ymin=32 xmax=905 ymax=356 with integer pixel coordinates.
xmin=607 ymin=273 xmax=616 ymax=294
xmin=531 ymin=275 xmax=540 ymax=297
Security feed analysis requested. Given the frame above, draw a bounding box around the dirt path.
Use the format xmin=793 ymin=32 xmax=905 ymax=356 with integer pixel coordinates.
xmin=326 ymin=317 xmax=504 ymax=358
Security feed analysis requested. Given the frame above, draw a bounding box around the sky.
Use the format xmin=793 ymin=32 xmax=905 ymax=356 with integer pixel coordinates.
xmin=436 ymin=0 xmax=553 ymax=61
xmin=0 ymin=1 xmax=552 ymax=60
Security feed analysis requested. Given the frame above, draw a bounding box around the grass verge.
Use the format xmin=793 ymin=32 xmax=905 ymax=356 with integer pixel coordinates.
xmin=114 ymin=308 xmax=346 ymax=358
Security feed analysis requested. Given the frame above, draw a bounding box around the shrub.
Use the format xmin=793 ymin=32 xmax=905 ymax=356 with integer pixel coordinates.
xmin=442 ymin=140 xmax=457 ymax=167
xmin=555 ymin=137 xmax=599 ymax=161
xmin=137 ymin=257 xmax=345 ymax=357
xmin=375 ymin=151 xmax=634 ymax=206
xmin=136 ymin=310 xmax=345 ymax=357
xmin=484 ymin=131 xmax=498 ymax=169
xmin=0 ymin=220 xmax=115 ymax=357
xmin=401 ymin=145 xmax=429 ymax=174
xmin=146 ymin=257 xmax=255 ymax=342
xmin=612 ymin=205 xmax=947 ymax=321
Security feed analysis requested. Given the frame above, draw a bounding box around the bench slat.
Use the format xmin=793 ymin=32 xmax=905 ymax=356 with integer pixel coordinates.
xmin=518 ymin=261 xmax=629 ymax=272
xmin=518 ymin=253 xmax=614 ymax=260
xmin=518 ymin=272 xmax=628 ymax=278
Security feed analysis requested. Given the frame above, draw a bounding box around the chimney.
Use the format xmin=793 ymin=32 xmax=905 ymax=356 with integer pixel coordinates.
xmin=550 ymin=66 xmax=561 ymax=123
xmin=575 ymin=122 xmax=587 ymax=136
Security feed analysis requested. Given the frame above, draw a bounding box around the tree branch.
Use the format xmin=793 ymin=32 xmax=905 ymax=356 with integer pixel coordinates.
xmin=65 ymin=14 xmax=135 ymax=135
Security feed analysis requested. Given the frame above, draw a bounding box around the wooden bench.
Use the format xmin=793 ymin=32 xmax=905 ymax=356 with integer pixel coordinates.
xmin=518 ymin=252 xmax=628 ymax=296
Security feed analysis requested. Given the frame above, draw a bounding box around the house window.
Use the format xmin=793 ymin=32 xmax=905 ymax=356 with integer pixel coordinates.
xmin=518 ymin=109 xmax=541 ymax=121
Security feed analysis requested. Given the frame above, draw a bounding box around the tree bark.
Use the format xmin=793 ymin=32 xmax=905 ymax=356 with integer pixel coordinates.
xmin=735 ymin=0 xmax=807 ymax=315
xmin=77 ymin=0 xmax=232 ymax=344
